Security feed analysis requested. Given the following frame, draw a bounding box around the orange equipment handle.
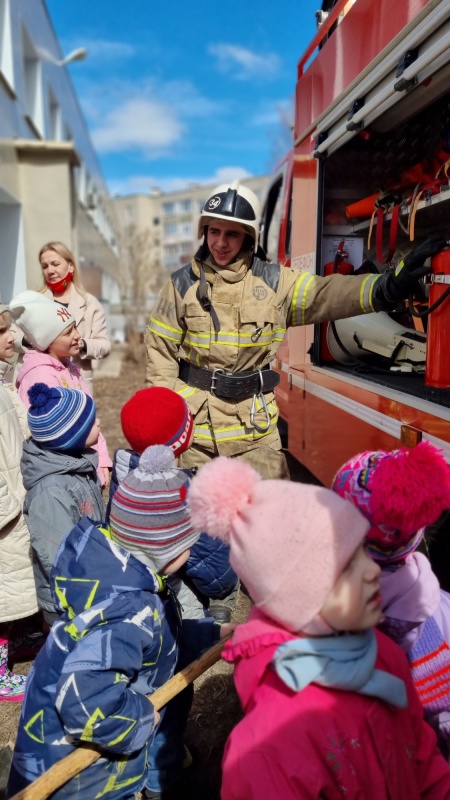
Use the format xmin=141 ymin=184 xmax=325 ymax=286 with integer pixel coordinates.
xmin=8 ymin=635 xmax=231 ymax=800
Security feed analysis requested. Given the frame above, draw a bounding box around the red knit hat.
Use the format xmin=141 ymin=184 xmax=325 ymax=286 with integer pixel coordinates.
xmin=121 ymin=387 xmax=193 ymax=456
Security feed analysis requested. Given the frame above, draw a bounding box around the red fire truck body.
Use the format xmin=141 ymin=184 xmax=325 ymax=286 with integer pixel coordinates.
xmin=261 ymin=0 xmax=450 ymax=487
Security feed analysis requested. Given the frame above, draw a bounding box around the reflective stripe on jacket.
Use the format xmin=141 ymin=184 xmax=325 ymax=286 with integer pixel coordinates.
xmin=146 ymin=257 xmax=380 ymax=456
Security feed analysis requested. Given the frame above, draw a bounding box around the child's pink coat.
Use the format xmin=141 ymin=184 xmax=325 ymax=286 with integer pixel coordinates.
xmin=221 ymin=608 xmax=450 ymax=800
xmin=16 ymin=350 xmax=111 ymax=472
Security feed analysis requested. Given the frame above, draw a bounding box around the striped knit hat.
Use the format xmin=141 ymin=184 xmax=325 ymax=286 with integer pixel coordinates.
xmin=110 ymin=444 xmax=200 ymax=572
xmin=27 ymin=382 xmax=96 ymax=452
xmin=121 ymin=387 xmax=193 ymax=456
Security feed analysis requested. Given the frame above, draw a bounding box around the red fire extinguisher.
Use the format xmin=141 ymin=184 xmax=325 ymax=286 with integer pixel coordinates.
xmin=425 ymin=248 xmax=450 ymax=388
xmin=320 ymin=241 xmax=354 ymax=362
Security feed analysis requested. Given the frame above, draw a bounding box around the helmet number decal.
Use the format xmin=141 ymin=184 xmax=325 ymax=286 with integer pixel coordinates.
xmin=208 ymin=196 xmax=221 ymax=210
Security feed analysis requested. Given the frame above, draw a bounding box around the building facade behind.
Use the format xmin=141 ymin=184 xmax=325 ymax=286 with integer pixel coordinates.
xmin=0 ymin=0 xmax=123 ymax=339
xmin=113 ymin=175 xmax=269 ymax=334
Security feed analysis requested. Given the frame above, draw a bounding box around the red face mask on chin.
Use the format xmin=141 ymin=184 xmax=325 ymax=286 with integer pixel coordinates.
xmin=46 ymin=271 xmax=73 ymax=294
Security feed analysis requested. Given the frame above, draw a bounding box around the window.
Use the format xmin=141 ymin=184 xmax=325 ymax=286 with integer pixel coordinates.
xmin=180 ymin=241 xmax=193 ymax=256
xmin=163 ymin=202 xmax=175 ymax=215
xmin=125 ymin=205 xmax=134 ymax=221
xmin=152 ymin=217 xmax=160 ymax=225
xmin=164 ymin=222 xmax=177 ymax=237
xmin=260 ymin=175 xmax=284 ymax=263
xmin=86 ymin=176 xmax=97 ymax=210
xmin=179 ymin=199 xmax=192 ymax=213
xmin=164 ymin=244 xmax=178 ymax=256
xmin=163 ymin=244 xmax=179 ymax=268
xmin=198 ymin=200 xmax=205 ymax=212
xmin=0 ymin=0 xmax=14 ymax=93
xmin=180 ymin=222 xmax=192 ymax=236
xmin=22 ymin=26 xmax=44 ymax=136
xmin=48 ymin=87 xmax=61 ymax=140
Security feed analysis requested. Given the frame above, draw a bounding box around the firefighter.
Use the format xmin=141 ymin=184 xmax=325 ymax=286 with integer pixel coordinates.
xmin=146 ymin=182 xmax=444 ymax=479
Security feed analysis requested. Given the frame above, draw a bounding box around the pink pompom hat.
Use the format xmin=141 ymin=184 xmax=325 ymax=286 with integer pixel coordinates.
xmin=188 ymin=457 xmax=369 ymax=634
xmin=332 ymin=442 xmax=450 ymax=564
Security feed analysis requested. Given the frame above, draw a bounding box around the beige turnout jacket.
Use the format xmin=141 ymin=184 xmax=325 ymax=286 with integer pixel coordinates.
xmin=146 ymin=256 xmax=380 ymax=457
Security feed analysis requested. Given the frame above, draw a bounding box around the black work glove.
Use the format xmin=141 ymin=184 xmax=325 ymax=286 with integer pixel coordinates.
xmin=376 ymin=235 xmax=448 ymax=304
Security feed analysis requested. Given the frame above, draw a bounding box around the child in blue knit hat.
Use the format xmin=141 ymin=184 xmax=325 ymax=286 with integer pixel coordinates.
xmin=8 ymin=445 xmax=235 ymax=800
xmin=21 ymin=381 xmax=106 ymax=626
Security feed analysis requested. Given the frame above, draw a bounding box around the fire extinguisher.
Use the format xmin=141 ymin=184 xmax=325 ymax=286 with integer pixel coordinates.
xmin=320 ymin=241 xmax=354 ymax=362
xmin=425 ymin=247 xmax=450 ymax=388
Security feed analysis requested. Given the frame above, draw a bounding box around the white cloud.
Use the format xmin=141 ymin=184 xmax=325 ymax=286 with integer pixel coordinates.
xmin=109 ymin=166 xmax=251 ymax=197
xmin=92 ymin=97 xmax=184 ymax=155
xmin=208 ymin=43 xmax=280 ymax=80
xmin=80 ymin=78 xmax=218 ymax=157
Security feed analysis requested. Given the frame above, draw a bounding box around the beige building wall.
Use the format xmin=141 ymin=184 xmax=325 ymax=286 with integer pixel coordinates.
xmin=15 ymin=144 xmax=77 ymax=288
xmin=0 ymin=0 xmax=122 ymax=339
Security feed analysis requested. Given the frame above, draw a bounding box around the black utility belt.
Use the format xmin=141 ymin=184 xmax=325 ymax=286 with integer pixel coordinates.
xmin=179 ymin=360 xmax=280 ymax=400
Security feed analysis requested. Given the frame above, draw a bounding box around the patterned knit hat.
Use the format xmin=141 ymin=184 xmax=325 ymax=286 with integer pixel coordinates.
xmin=27 ymin=382 xmax=96 ymax=452
xmin=332 ymin=442 xmax=450 ymax=564
xmin=9 ymin=290 xmax=75 ymax=352
xmin=188 ymin=457 xmax=369 ymax=634
xmin=121 ymin=388 xmax=194 ymax=456
xmin=110 ymin=444 xmax=200 ymax=571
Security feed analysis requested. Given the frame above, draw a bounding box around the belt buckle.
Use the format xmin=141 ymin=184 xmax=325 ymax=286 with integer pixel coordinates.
xmin=210 ymin=368 xmax=225 ymax=395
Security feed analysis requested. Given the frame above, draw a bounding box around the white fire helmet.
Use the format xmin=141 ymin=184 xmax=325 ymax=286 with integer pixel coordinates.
xmin=198 ymin=181 xmax=261 ymax=247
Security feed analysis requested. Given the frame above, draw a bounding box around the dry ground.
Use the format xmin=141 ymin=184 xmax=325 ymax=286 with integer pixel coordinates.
xmin=0 ymin=345 xmax=319 ymax=799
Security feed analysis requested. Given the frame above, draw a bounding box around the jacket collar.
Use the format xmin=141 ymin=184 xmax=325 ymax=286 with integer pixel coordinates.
xmin=44 ymin=285 xmax=86 ymax=326
xmin=191 ymin=254 xmax=251 ymax=284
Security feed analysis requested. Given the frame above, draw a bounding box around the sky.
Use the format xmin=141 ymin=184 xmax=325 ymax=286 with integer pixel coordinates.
xmin=46 ymin=0 xmax=321 ymax=196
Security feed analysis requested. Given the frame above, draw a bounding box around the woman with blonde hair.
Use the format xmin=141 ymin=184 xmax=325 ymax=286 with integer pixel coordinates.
xmin=39 ymin=241 xmax=111 ymax=393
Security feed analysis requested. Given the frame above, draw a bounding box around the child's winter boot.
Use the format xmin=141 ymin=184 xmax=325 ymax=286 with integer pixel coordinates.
xmin=0 ymin=638 xmax=27 ymax=702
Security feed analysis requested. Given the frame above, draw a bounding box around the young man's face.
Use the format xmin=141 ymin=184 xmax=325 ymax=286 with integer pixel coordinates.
xmin=320 ymin=543 xmax=382 ymax=632
xmin=206 ymin=219 xmax=247 ymax=266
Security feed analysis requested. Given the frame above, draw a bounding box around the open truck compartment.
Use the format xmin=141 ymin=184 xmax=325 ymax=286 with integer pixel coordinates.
xmin=316 ymin=66 xmax=450 ymax=402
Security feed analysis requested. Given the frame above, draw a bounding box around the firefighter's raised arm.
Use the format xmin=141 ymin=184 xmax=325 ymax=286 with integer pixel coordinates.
xmin=374 ymin=235 xmax=447 ymax=305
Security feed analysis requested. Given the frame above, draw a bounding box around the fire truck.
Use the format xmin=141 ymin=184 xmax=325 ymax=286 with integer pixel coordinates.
xmin=261 ymin=0 xmax=450 ymax=578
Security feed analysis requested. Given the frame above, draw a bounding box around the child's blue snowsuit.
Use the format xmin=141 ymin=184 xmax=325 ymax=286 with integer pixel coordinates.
xmin=7 ymin=518 xmax=220 ymax=800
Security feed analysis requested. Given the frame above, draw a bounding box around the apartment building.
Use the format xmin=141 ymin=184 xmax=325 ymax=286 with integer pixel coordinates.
xmin=113 ymin=176 xmax=269 ymax=329
xmin=0 ymin=0 xmax=122 ymax=337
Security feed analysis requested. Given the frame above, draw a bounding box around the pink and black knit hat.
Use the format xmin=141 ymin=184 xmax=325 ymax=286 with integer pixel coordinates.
xmin=332 ymin=442 xmax=450 ymax=564
xmin=121 ymin=387 xmax=193 ymax=457
xmin=110 ymin=445 xmax=200 ymax=572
